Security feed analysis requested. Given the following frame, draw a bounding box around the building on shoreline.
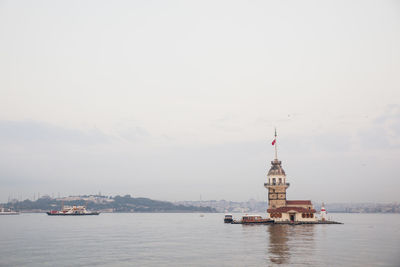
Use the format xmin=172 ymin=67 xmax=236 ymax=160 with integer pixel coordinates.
xmin=265 ymin=130 xmax=317 ymax=222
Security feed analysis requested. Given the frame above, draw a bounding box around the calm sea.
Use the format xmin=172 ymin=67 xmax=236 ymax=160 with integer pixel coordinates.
xmin=0 ymin=213 xmax=399 ymax=266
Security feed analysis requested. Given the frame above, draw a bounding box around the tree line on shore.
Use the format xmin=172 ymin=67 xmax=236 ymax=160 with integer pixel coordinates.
xmin=2 ymin=194 xmax=216 ymax=213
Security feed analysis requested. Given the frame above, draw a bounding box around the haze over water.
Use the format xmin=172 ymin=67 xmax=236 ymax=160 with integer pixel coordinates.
xmin=1 ymin=213 xmax=399 ymax=266
xmin=1 ymin=0 xmax=400 ymax=203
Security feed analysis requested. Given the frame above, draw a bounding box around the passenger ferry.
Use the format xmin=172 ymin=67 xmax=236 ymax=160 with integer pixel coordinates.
xmin=47 ymin=205 xmax=99 ymax=216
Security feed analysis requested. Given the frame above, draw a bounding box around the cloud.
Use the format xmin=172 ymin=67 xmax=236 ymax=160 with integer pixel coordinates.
xmin=117 ymin=126 xmax=150 ymax=142
xmin=0 ymin=120 xmax=111 ymax=145
xmin=374 ymin=105 xmax=400 ymax=145
xmin=357 ymin=105 xmax=400 ymax=149
xmin=210 ymin=114 xmax=244 ymax=133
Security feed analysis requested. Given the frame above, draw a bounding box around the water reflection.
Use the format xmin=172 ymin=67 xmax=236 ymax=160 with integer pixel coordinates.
xmin=267 ymin=225 xmax=315 ymax=265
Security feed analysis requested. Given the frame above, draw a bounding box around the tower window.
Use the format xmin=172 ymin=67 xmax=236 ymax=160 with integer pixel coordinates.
xmin=272 ymin=178 xmax=276 ymax=184
xmin=279 ymin=178 xmax=282 ymax=184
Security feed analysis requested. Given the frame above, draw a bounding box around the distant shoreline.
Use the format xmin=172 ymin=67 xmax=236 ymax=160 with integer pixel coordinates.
xmin=2 ymin=194 xmax=216 ymax=213
xmin=3 ymin=195 xmax=399 ymax=214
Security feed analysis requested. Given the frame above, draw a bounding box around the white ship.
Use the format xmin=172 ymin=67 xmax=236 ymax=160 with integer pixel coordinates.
xmin=0 ymin=207 xmax=19 ymax=215
xmin=47 ymin=204 xmax=99 ymax=216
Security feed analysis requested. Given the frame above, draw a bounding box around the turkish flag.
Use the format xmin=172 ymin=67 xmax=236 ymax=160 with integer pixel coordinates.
xmin=272 ymin=139 xmax=276 ymax=145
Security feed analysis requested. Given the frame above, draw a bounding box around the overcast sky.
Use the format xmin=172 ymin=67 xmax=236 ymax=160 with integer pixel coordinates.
xmin=0 ymin=0 xmax=399 ymax=203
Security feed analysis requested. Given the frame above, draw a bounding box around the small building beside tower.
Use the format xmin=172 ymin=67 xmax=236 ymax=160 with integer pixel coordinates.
xmin=265 ymin=130 xmax=317 ymax=223
xmin=320 ymin=203 xmax=327 ymax=221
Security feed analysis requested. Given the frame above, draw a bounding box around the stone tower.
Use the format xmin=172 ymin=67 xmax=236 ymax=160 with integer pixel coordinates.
xmin=264 ymin=130 xmax=290 ymax=209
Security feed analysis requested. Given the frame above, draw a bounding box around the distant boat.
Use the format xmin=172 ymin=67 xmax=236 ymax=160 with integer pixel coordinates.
xmin=224 ymin=214 xmax=233 ymax=223
xmin=231 ymin=214 xmax=274 ymax=224
xmin=0 ymin=207 xmax=19 ymax=215
xmin=47 ymin=205 xmax=99 ymax=216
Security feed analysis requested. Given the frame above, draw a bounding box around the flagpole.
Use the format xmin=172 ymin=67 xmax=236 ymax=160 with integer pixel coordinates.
xmin=274 ymin=128 xmax=278 ymax=160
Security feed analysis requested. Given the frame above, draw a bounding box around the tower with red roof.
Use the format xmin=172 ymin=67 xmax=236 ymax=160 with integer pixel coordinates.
xmin=264 ymin=130 xmax=317 ymax=222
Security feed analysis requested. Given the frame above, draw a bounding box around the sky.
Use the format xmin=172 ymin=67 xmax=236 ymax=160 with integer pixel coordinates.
xmin=0 ymin=0 xmax=399 ymax=203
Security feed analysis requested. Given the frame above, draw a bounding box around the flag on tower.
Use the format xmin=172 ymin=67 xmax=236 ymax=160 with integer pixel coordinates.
xmin=272 ymin=128 xmax=277 ymax=145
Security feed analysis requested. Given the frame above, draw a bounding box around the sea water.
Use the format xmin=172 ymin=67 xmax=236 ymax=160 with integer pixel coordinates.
xmin=0 ymin=213 xmax=399 ymax=266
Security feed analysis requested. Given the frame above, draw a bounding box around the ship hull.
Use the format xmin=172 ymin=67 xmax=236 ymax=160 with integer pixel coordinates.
xmin=46 ymin=212 xmax=100 ymax=216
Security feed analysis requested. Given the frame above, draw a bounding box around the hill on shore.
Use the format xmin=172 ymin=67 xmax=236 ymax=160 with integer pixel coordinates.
xmin=2 ymin=194 xmax=216 ymax=213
